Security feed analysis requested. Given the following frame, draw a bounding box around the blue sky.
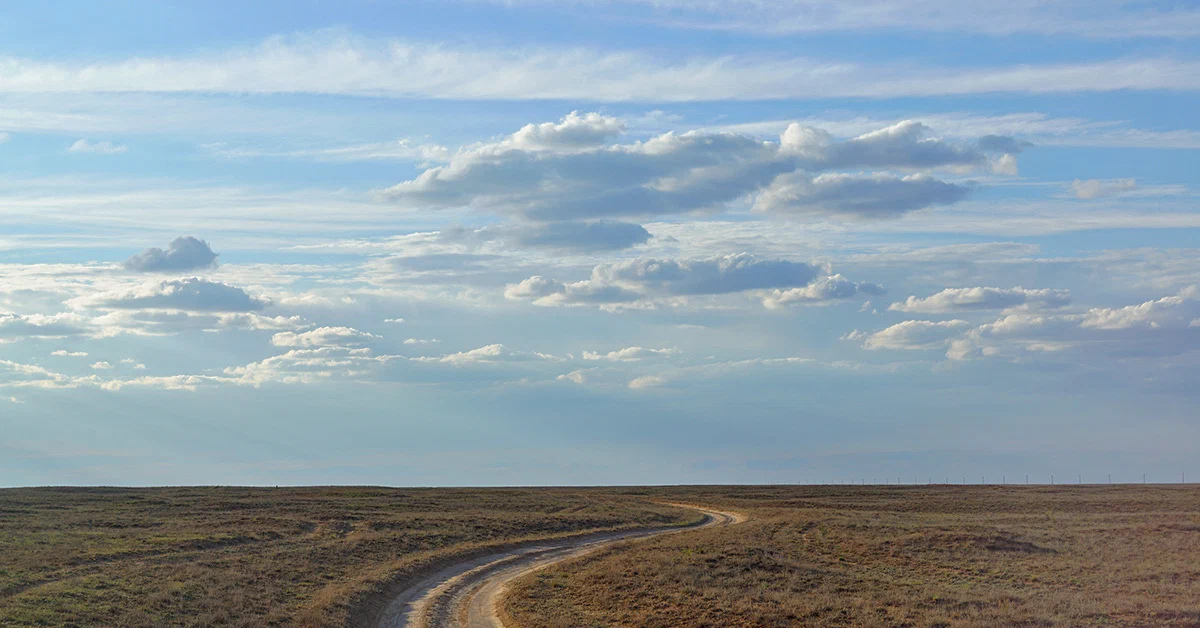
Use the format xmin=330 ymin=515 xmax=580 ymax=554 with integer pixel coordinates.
xmin=2 ymin=0 xmax=1199 ymax=486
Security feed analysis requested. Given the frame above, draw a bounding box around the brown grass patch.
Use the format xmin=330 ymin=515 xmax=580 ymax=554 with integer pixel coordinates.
xmin=506 ymin=485 xmax=1200 ymax=628
xmin=0 ymin=486 xmax=691 ymax=627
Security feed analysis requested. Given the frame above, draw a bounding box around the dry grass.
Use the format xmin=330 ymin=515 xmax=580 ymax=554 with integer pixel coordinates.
xmin=0 ymin=487 xmax=693 ymax=628
xmin=506 ymin=485 xmax=1200 ymax=628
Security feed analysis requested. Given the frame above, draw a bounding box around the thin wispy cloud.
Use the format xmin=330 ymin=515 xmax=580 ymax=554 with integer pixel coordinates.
xmin=67 ymin=138 xmax=127 ymax=154
xmin=1 ymin=35 xmax=1197 ymax=101
xmin=489 ymin=0 xmax=1200 ymax=38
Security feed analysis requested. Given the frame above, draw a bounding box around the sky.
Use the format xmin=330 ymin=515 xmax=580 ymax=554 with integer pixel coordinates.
xmin=1 ymin=0 xmax=1199 ymax=487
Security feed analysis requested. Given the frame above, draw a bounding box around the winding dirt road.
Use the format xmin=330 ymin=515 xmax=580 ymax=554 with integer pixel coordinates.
xmin=375 ymin=504 xmax=744 ymax=628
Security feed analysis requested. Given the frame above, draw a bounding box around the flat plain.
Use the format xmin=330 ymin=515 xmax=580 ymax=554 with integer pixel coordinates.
xmin=0 ymin=487 xmax=693 ymax=628
xmin=508 ymin=485 xmax=1200 ymax=628
xmin=4 ymin=485 xmax=1199 ymax=628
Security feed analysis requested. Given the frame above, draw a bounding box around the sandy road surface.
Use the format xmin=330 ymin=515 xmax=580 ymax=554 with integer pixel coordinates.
xmin=375 ymin=504 xmax=744 ymax=628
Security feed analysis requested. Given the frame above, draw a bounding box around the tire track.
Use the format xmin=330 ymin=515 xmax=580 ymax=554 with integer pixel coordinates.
xmin=375 ymin=504 xmax=744 ymax=628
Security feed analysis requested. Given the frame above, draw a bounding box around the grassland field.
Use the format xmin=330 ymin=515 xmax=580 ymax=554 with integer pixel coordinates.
xmin=509 ymin=485 xmax=1200 ymax=628
xmin=2 ymin=485 xmax=1199 ymax=628
xmin=0 ymin=487 xmax=694 ymax=628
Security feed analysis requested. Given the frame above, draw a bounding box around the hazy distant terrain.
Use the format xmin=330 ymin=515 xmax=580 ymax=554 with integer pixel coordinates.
xmin=0 ymin=487 xmax=691 ymax=628
xmin=508 ymin=486 xmax=1200 ymax=628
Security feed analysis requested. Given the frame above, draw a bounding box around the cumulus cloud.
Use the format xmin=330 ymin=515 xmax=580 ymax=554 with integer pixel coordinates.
xmin=889 ymin=287 xmax=1072 ymax=313
xmin=224 ymin=346 xmax=400 ymax=387
xmin=271 ymin=326 xmax=379 ymax=347
xmin=781 ymin=120 xmax=998 ymax=170
xmin=50 ymin=350 xmax=88 ymax=357
xmin=1080 ymin=289 xmax=1199 ymax=330
xmin=0 ymin=312 xmax=90 ymax=340
xmin=582 ymin=346 xmax=678 ymax=361
xmin=68 ymin=138 xmax=127 ymax=154
xmin=1070 ymin=178 xmax=1137 ymax=199
xmin=124 ymin=236 xmax=219 ymax=272
xmin=557 ymin=369 xmax=588 ymax=384
xmin=628 ymin=375 xmax=666 ymax=389
xmin=75 ymin=277 xmax=269 ymax=312
xmin=506 ymin=253 xmax=878 ymax=309
xmin=507 ymin=111 xmax=626 ymax=150
xmin=382 ymin=115 xmax=1010 ymax=222
xmin=90 ymin=361 xmax=112 ymax=370
xmin=852 ymin=287 xmax=1200 ymax=362
xmin=761 ymin=275 xmax=885 ymax=309
xmin=850 ymin=319 xmax=972 ymax=350
xmin=504 ymin=276 xmax=569 ymax=301
xmin=403 ymin=338 xmax=440 ymax=345
xmin=84 ymin=310 xmax=307 ymax=337
xmin=754 ymin=172 xmax=971 ymax=217
xmin=0 ymin=359 xmax=75 ymax=389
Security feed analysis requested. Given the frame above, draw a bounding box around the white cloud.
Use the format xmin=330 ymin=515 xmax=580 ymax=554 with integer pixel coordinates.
xmin=850 ymin=288 xmax=1200 ymax=362
xmin=206 ymin=138 xmax=449 ymax=163
xmin=1081 ymin=289 xmax=1199 ymax=330
xmin=851 ymin=319 xmax=972 ymax=350
xmin=382 ymin=116 xmax=1009 ymax=222
xmin=98 ymin=374 xmax=222 ymax=392
xmin=50 ymin=350 xmax=88 ymax=357
xmin=223 ymin=346 xmax=400 ymax=387
xmin=214 ymin=313 xmax=309 ymax=331
xmin=403 ymin=338 xmax=440 ymax=345
xmin=704 ymin=112 xmax=1200 ymax=152
xmin=0 ymin=132 xmax=9 ymax=143
xmin=83 ymin=310 xmax=310 ymax=337
xmin=889 ymin=287 xmax=1072 ymax=313
xmin=628 ymin=375 xmax=666 ymax=389
xmin=0 ymin=359 xmax=75 ymax=389
xmin=754 ymin=172 xmax=971 ymax=217
xmin=557 ymin=369 xmax=588 ymax=384
xmin=506 ymin=253 xmax=878 ymax=309
xmin=271 ymin=326 xmax=379 ymax=347
xmin=504 ymin=276 xmax=568 ymax=301
xmin=68 ymin=138 xmax=127 ymax=154
xmin=124 ymin=237 xmax=219 ymax=272
xmin=582 ymin=346 xmax=678 ymax=361
xmin=761 ymin=275 xmax=886 ymax=309
xmin=484 ymin=0 xmax=1200 ymax=39
xmin=1 ymin=34 xmax=1196 ymax=100
xmin=441 ymin=221 xmax=653 ymax=252
xmin=384 ymin=318 xmax=406 ymax=324
xmin=413 ymin=343 xmax=560 ymax=365
xmin=0 ymin=312 xmax=90 ymax=340
xmin=1070 ymin=178 xmax=1137 ymax=199
xmin=73 ymin=278 xmax=270 ymax=312
xmin=90 ymin=361 xmax=112 ymax=370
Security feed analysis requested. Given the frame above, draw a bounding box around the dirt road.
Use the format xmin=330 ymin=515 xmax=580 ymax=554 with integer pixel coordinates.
xmin=374 ymin=504 xmax=743 ymax=628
